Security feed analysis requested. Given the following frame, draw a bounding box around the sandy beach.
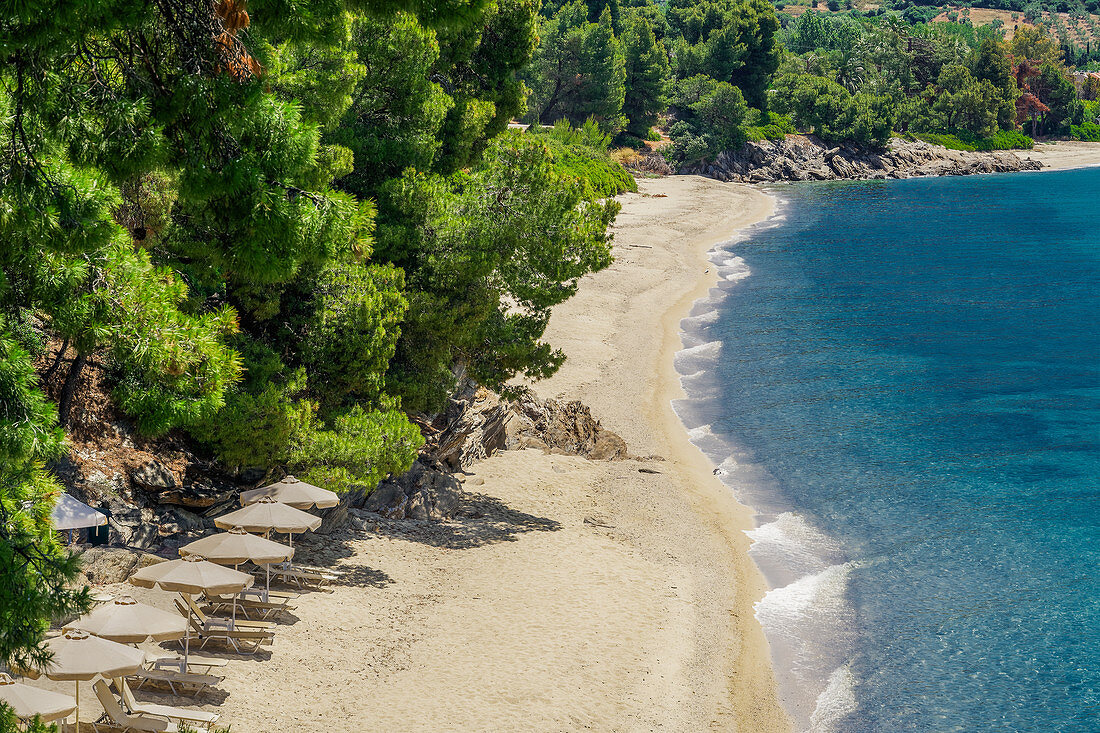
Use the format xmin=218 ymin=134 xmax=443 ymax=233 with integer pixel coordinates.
xmin=43 ymin=175 xmax=789 ymax=732
xmin=1026 ymin=140 xmax=1100 ymax=170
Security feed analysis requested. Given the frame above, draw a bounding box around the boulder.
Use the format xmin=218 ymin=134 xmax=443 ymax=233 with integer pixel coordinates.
xmin=156 ymin=482 xmax=234 ymax=509
xmin=130 ymin=460 xmax=177 ymax=490
xmin=78 ymin=546 xmax=164 ymax=586
xmin=431 ymin=388 xmax=629 ymax=470
xmin=361 ymin=459 xmax=462 ymax=521
xmin=155 ymin=506 xmax=205 ymax=536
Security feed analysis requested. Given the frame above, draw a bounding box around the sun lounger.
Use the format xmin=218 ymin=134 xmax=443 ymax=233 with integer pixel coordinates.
xmin=128 ymin=667 xmax=221 ymax=696
xmin=203 ymin=594 xmax=297 ymax=621
xmin=146 ymin=654 xmax=228 ymax=676
xmin=175 ymin=601 xmax=273 ymax=653
xmin=293 ymin=563 xmax=347 ymax=577
xmin=112 ymin=678 xmax=220 ymax=731
xmin=262 ymin=563 xmax=339 ymax=590
xmin=183 ymin=594 xmax=276 ymax=631
xmin=91 ymin=680 xmax=169 ymax=732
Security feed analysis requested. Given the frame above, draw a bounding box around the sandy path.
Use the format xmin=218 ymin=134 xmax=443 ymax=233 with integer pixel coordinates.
xmin=49 ymin=176 xmax=788 ymax=733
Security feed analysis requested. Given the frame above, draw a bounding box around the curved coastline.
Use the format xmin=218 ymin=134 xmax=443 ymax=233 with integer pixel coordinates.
xmin=532 ymin=174 xmax=790 ymax=731
xmin=42 ymin=176 xmax=792 ymax=732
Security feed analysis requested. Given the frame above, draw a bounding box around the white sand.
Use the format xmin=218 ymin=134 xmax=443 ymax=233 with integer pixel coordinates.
xmin=45 ymin=176 xmax=789 ymax=732
xmin=1024 ymin=140 xmax=1100 ymax=170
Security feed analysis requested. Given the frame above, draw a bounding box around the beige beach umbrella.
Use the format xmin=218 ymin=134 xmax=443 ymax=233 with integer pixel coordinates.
xmin=178 ymin=527 xmax=294 ymax=566
xmin=68 ymin=595 xmax=187 ymax=644
xmin=214 ymin=496 xmax=321 ymax=545
xmin=239 ymin=475 xmax=339 ymax=509
xmin=179 ymin=527 xmax=294 ymax=601
xmin=28 ymin=629 xmax=145 ymax=732
xmin=0 ymin=673 xmax=76 ymax=723
xmin=129 ymin=555 xmax=255 ymax=597
xmin=129 ymin=555 xmax=254 ymax=669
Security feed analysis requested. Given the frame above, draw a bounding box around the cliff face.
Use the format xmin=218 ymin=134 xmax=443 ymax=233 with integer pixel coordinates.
xmin=681 ymin=135 xmax=1044 ymax=182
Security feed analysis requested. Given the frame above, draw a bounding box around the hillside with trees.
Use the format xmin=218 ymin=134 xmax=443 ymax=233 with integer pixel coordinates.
xmin=0 ymin=0 xmax=621 ymax=686
xmin=2 ymin=0 xmax=1098 ymax=706
xmin=519 ymin=0 xmax=1096 ymax=163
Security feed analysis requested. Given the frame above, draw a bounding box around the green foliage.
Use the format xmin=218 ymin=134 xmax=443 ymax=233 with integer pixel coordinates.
xmin=929 ymin=64 xmax=1006 ymax=137
xmin=0 ymin=704 xmax=56 ymax=733
xmin=532 ymin=121 xmax=639 ymax=196
xmin=295 ymin=262 xmax=408 ymax=413
xmin=1070 ymin=121 xmax=1100 ymax=140
xmin=667 ymin=74 xmax=750 ymax=163
xmin=911 ymin=130 xmax=1034 ymax=150
xmin=522 ymin=2 xmax=628 ymax=131
xmin=1033 ymin=62 xmax=1085 ymax=135
xmin=375 ymin=132 xmax=616 ymax=411
xmin=294 ymin=404 xmax=423 ymax=494
xmin=432 ymin=0 xmax=541 ymax=172
xmin=771 ymin=73 xmax=895 ymax=145
xmin=745 ymin=111 xmax=798 ymax=140
xmin=621 ymin=9 xmax=671 ymax=139
xmin=326 ymin=13 xmax=452 ymax=196
xmin=191 ymin=368 xmax=317 ymax=470
xmin=668 ymin=0 xmax=782 ymax=108
xmin=0 ymin=327 xmax=90 ymax=671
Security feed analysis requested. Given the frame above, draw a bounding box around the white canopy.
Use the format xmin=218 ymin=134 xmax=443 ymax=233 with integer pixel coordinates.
xmin=50 ymin=494 xmax=107 ymax=531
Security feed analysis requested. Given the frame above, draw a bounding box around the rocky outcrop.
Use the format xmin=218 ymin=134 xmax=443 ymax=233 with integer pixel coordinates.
xmin=359 ymin=387 xmax=629 ymax=521
xmin=432 ymin=387 xmax=629 ymax=471
xmin=77 ymin=546 xmax=165 ymax=586
xmin=361 ymin=458 xmax=462 ymax=521
xmin=682 ymin=135 xmax=1044 ymax=183
xmin=130 ymin=460 xmax=177 ymax=490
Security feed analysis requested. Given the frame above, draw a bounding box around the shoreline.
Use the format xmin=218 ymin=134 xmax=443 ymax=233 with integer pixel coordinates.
xmin=1023 ymin=140 xmax=1100 ymax=171
xmin=41 ymin=176 xmax=790 ymax=732
xmin=531 ymin=175 xmax=790 ymax=731
xmin=682 ymin=137 xmax=1100 ymax=183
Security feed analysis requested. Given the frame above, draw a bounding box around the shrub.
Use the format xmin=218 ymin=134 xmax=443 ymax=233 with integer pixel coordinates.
xmin=912 ymin=129 xmax=1034 ymax=150
xmin=530 ymin=120 xmax=638 ymax=196
xmin=1070 ymin=121 xmax=1100 ymax=140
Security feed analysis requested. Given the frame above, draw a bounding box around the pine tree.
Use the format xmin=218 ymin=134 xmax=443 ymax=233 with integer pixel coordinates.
xmin=621 ymin=10 xmax=670 ymax=140
xmin=523 ymin=2 xmax=626 ymax=132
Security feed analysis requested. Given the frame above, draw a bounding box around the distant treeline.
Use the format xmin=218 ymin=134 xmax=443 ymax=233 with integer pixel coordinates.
xmin=519 ymin=0 xmax=1098 ymax=162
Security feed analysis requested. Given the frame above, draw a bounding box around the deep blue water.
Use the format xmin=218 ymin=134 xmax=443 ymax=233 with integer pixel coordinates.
xmin=676 ymin=168 xmax=1100 ymax=732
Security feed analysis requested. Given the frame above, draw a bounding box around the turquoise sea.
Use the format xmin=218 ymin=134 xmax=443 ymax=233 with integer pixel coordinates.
xmin=674 ymin=168 xmax=1100 ymax=732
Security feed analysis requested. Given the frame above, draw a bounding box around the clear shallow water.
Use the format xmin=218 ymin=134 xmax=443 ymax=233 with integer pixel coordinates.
xmin=675 ymin=169 xmax=1100 ymax=732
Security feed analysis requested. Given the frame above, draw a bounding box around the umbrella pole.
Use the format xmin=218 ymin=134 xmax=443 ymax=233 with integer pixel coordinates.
xmin=231 ymin=565 xmax=239 ymax=630
xmin=183 ymin=592 xmax=191 ymax=672
xmin=74 ymin=681 xmax=79 ymax=733
xmin=266 ymin=564 xmax=271 ymax=602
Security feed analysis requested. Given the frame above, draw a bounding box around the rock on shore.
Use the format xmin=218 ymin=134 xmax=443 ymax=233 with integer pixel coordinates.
xmin=682 ymin=134 xmax=1044 ymax=182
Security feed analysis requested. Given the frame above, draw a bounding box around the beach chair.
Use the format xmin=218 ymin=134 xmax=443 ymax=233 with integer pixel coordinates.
xmin=112 ymin=677 xmax=221 ymax=732
xmin=263 ymin=563 xmax=339 ymax=590
xmin=202 ymin=591 xmax=297 ymax=620
xmin=182 ymin=594 xmax=276 ymax=630
xmin=128 ymin=666 xmax=221 ymax=696
xmin=175 ymin=601 xmax=273 ymax=653
xmin=146 ymin=653 xmax=229 ymax=676
xmin=91 ymin=680 xmax=169 ymax=732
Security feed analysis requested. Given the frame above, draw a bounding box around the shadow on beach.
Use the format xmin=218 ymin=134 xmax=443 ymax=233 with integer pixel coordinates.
xmin=366 ymin=491 xmax=562 ymax=551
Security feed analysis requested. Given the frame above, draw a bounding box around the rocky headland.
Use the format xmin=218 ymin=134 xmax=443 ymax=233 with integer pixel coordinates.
xmin=681 ymin=134 xmax=1045 ymax=183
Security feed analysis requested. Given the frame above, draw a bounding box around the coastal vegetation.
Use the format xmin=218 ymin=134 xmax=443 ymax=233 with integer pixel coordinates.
xmin=1 ymin=0 xmax=1098 ymax=721
xmin=0 ymin=0 xmax=618 ymax=691
xmin=518 ymin=0 xmax=1095 ymax=163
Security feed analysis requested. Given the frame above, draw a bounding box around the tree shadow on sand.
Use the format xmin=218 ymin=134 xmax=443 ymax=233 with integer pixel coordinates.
xmin=368 ymin=491 xmax=562 ymax=550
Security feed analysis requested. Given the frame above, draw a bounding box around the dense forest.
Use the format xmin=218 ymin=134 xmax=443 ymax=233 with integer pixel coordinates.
xmin=521 ymin=0 xmax=1098 ymax=160
xmin=2 ymin=0 xmax=1098 ymax=701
